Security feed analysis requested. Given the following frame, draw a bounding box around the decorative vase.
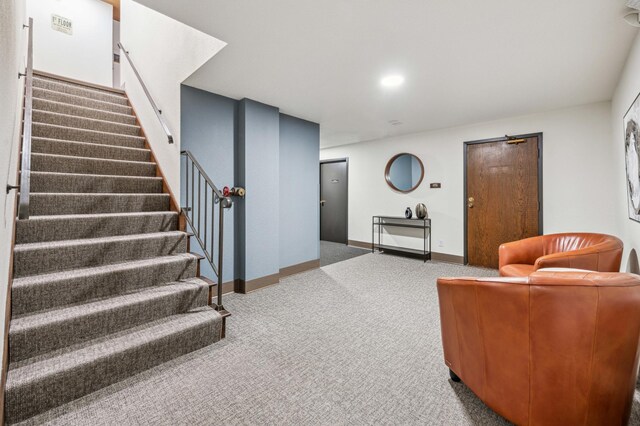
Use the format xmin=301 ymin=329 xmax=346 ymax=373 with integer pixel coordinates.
xmin=405 ymin=207 xmax=413 ymax=219
xmin=415 ymin=203 xmax=428 ymax=219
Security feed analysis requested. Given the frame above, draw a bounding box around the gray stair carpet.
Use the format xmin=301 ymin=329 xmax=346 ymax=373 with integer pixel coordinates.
xmin=32 ymin=98 xmax=137 ymax=125
xmin=30 ymin=171 xmax=163 ymax=193
xmin=28 ymin=193 xmax=170 ymax=215
xmin=32 ymin=137 xmax=151 ymax=161
xmin=30 ymin=153 xmax=156 ymax=176
xmin=6 ymin=72 xmax=223 ymax=424
xmin=33 ymin=87 xmax=133 ymax=115
xmin=32 ymin=123 xmax=146 ymax=149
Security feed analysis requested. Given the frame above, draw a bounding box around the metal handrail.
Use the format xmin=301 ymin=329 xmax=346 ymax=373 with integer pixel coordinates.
xmin=17 ymin=17 xmax=34 ymax=219
xmin=117 ymin=42 xmax=174 ymax=144
xmin=181 ymin=150 xmax=232 ymax=312
xmin=182 ymin=150 xmax=224 ymax=198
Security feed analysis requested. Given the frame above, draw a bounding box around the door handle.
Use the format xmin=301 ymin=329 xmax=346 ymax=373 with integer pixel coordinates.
xmin=320 ymin=200 xmax=326 ymax=206
xmin=468 ymin=197 xmax=474 ymax=208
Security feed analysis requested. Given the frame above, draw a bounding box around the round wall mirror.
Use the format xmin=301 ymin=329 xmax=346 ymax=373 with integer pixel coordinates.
xmin=385 ymin=153 xmax=424 ymax=193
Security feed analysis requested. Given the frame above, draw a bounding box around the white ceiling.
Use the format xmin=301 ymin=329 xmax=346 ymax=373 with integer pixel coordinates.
xmin=135 ymin=0 xmax=637 ymax=148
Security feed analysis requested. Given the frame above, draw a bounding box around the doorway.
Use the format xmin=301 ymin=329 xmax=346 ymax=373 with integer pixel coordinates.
xmin=464 ymin=133 xmax=543 ymax=268
xmin=320 ymin=159 xmax=348 ymax=244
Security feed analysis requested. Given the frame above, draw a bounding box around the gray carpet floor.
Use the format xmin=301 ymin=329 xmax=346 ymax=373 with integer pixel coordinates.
xmin=320 ymin=240 xmax=369 ymax=266
xmin=19 ymin=254 xmax=640 ymax=425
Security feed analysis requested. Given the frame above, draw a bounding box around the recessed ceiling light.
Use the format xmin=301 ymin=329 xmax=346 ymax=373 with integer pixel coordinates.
xmin=380 ymin=75 xmax=404 ymax=88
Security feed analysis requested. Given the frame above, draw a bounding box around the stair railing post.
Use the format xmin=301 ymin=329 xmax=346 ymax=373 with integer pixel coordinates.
xmin=216 ymin=197 xmax=225 ymax=311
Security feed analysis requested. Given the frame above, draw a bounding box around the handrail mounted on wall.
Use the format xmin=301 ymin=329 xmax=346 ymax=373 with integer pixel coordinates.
xmin=118 ymin=42 xmax=174 ymax=144
xmin=8 ymin=17 xmax=35 ymax=219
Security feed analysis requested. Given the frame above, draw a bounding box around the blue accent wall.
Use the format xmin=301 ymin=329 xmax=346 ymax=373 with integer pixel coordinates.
xmin=237 ymin=99 xmax=280 ymax=281
xmin=180 ymin=85 xmax=237 ymax=283
xmin=279 ymin=114 xmax=320 ymax=268
xmin=180 ymin=86 xmax=320 ymax=284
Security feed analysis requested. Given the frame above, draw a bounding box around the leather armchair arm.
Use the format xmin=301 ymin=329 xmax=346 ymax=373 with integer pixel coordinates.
xmin=533 ymin=239 xmax=623 ymax=272
xmin=437 ymin=276 xmax=531 ymax=425
xmin=534 ymin=251 xmax=575 ymax=269
xmin=498 ymin=236 xmax=544 ymax=269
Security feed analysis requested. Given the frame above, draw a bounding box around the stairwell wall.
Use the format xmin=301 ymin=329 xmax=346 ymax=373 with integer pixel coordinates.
xmin=119 ymin=0 xmax=226 ymax=198
xmin=180 ymin=86 xmax=236 ymax=283
xmin=180 ymin=86 xmax=320 ymax=288
xmin=0 ymin=0 xmax=26 ymax=412
xmin=26 ymin=0 xmax=113 ymax=87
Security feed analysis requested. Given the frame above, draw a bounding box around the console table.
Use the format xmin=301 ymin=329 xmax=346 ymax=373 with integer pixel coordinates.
xmin=372 ymin=216 xmax=431 ymax=262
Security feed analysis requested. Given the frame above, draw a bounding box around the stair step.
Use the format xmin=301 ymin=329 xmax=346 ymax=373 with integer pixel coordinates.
xmin=33 ymin=87 xmax=132 ymax=115
xmin=32 ymin=123 xmax=146 ymax=149
xmin=5 ymin=307 xmax=222 ymax=423
xmin=28 ymin=193 xmax=170 ymax=216
xmin=13 ymin=231 xmax=187 ymax=278
xmin=32 ymin=110 xmax=141 ymax=136
xmin=33 ymin=76 xmax=129 ymax=106
xmin=32 ymin=138 xmax=150 ymax=162
xmin=5 ymin=71 xmax=227 ymax=425
xmin=33 ymin=97 xmax=137 ymax=125
xmin=34 ymin=73 xmax=126 ymax=95
xmin=30 ymin=171 xmax=163 ymax=194
xmin=11 ymin=253 xmax=199 ymax=315
xmin=9 ymin=278 xmax=209 ymax=363
xmin=16 ymin=211 xmax=178 ymax=244
xmin=31 ymin=153 xmax=156 ymax=176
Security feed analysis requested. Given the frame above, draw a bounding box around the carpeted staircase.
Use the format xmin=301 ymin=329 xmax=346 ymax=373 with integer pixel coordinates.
xmin=6 ymin=72 xmax=223 ymax=423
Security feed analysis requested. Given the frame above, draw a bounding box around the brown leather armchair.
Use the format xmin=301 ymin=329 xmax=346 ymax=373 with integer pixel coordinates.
xmin=437 ymin=271 xmax=640 ymax=426
xmin=499 ymin=233 xmax=623 ymax=277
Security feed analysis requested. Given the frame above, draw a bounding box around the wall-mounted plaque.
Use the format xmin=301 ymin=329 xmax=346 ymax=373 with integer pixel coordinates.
xmin=51 ymin=14 xmax=72 ymax=35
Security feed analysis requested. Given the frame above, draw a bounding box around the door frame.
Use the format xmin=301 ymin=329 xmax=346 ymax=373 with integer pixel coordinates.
xmin=320 ymin=158 xmax=349 ymax=245
xmin=463 ymin=132 xmax=544 ymax=264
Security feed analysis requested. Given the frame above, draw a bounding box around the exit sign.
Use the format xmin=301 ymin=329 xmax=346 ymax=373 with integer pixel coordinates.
xmin=51 ymin=14 xmax=72 ymax=35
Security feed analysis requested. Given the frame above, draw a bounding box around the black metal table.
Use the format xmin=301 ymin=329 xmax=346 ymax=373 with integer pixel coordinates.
xmin=372 ymin=216 xmax=431 ymax=262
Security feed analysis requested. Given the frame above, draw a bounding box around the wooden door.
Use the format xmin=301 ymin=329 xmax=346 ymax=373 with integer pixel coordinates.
xmin=466 ymin=135 xmax=541 ymax=268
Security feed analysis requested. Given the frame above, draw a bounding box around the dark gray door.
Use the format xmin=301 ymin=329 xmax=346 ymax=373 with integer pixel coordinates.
xmin=320 ymin=160 xmax=348 ymax=243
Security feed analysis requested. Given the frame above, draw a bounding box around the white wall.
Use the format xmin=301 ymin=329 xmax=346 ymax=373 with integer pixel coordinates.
xmin=120 ymin=0 xmax=226 ymax=196
xmin=612 ymin=31 xmax=640 ymax=271
xmin=0 ymin=0 xmax=26 ymax=383
xmin=27 ymin=0 xmax=112 ymax=86
xmin=321 ymin=102 xmax=617 ymax=258
xmin=112 ymin=20 xmax=120 ymax=88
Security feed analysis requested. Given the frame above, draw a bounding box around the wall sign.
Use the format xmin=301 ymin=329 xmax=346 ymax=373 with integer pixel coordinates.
xmin=51 ymin=14 xmax=72 ymax=35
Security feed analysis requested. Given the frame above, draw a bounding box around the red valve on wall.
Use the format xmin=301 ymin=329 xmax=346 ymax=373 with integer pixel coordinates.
xmin=223 ymin=186 xmax=246 ymax=198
